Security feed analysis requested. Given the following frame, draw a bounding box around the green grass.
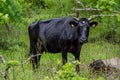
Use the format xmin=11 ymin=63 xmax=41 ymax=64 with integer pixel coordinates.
xmin=0 ymin=38 xmax=119 ymax=80
xmin=0 ymin=20 xmax=120 ymax=80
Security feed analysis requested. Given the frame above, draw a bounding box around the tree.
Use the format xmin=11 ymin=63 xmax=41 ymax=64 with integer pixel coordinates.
xmin=0 ymin=0 xmax=23 ymax=32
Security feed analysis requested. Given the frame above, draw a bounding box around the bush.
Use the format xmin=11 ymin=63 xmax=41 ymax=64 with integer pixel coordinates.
xmin=0 ymin=0 xmax=23 ymax=22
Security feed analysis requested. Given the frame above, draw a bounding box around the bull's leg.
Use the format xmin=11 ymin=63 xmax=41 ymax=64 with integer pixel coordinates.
xmin=31 ymin=53 xmax=41 ymax=71
xmin=29 ymin=42 xmax=36 ymax=70
xmin=74 ymin=53 xmax=80 ymax=72
xmin=34 ymin=40 xmax=44 ymax=70
xmin=74 ymin=44 xmax=83 ymax=72
xmin=72 ymin=47 xmax=81 ymax=72
xmin=34 ymin=54 xmax=41 ymax=69
xmin=29 ymin=41 xmax=41 ymax=71
xmin=62 ymin=51 xmax=67 ymax=65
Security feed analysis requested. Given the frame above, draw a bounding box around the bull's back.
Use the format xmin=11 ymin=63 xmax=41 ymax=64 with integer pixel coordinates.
xmin=39 ymin=18 xmax=68 ymax=53
xmin=39 ymin=17 xmax=77 ymax=53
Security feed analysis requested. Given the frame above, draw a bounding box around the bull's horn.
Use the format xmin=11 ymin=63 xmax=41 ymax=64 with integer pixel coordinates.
xmin=88 ymin=15 xmax=97 ymax=21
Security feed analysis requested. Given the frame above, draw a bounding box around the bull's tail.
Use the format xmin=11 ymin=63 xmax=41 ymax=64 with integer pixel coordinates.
xmin=28 ymin=22 xmax=41 ymax=70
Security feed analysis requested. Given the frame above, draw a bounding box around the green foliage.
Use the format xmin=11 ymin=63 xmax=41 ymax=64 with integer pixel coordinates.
xmin=44 ymin=0 xmax=74 ymax=15
xmin=0 ymin=0 xmax=8 ymax=24
xmin=43 ymin=61 xmax=87 ymax=80
xmin=56 ymin=63 xmax=75 ymax=78
xmin=0 ymin=13 xmax=9 ymax=25
xmin=94 ymin=0 xmax=120 ymax=37
xmin=0 ymin=0 xmax=6 ymax=6
xmin=6 ymin=60 xmax=20 ymax=67
xmin=0 ymin=0 xmax=120 ymax=80
xmin=53 ymin=62 xmax=88 ymax=80
xmin=25 ymin=0 xmax=45 ymax=8
xmin=117 ymin=14 xmax=120 ymax=22
xmin=97 ymin=76 xmax=105 ymax=80
xmin=0 ymin=0 xmax=23 ymax=22
xmin=0 ymin=36 xmax=27 ymax=51
xmin=96 ymin=0 xmax=117 ymax=11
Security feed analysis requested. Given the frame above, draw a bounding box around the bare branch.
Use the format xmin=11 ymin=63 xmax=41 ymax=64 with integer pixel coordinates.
xmin=88 ymin=14 xmax=117 ymax=21
xmin=0 ymin=70 xmax=4 ymax=75
xmin=72 ymin=8 xmax=120 ymax=14
xmin=0 ymin=53 xmax=42 ymax=67
xmin=75 ymin=0 xmax=85 ymax=8
xmin=0 ymin=54 xmax=42 ymax=80
xmin=72 ymin=7 xmax=120 ymax=20
xmin=0 ymin=55 xmax=6 ymax=63
xmin=72 ymin=8 xmax=101 ymax=11
xmin=20 ymin=53 xmax=42 ymax=66
xmin=0 ymin=55 xmax=9 ymax=80
xmin=3 ymin=67 xmax=9 ymax=80
xmin=111 ymin=11 xmax=120 ymax=14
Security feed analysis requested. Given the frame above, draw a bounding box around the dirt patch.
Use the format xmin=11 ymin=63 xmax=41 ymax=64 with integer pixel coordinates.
xmin=89 ymin=58 xmax=120 ymax=80
xmin=103 ymin=57 xmax=120 ymax=70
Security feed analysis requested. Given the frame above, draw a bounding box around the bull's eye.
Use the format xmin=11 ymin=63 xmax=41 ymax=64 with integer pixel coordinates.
xmin=71 ymin=24 xmax=75 ymax=28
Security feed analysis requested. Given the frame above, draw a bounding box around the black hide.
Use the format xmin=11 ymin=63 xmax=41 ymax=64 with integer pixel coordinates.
xmin=28 ymin=17 xmax=98 ymax=71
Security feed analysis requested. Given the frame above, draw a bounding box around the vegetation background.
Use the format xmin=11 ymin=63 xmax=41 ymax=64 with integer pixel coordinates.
xmin=0 ymin=0 xmax=120 ymax=80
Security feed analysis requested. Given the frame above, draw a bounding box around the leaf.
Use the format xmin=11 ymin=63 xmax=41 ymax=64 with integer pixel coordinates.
xmin=1 ymin=0 xmax=6 ymax=2
xmin=0 ymin=13 xmax=3 ymax=16
xmin=96 ymin=0 xmax=117 ymax=11
xmin=6 ymin=60 xmax=20 ymax=67
xmin=116 ymin=14 xmax=120 ymax=22
xmin=97 ymin=76 xmax=105 ymax=80
xmin=0 ymin=13 xmax=9 ymax=24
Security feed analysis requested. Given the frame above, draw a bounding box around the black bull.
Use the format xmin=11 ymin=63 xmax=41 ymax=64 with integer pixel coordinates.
xmin=28 ymin=17 xmax=98 ymax=71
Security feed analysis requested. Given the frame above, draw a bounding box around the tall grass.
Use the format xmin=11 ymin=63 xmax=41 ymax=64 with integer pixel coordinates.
xmin=0 ymin=36 xmax=119 ymax=80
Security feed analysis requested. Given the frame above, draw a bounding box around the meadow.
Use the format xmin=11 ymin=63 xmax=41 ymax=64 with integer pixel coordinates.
xmin=0 ymin=20 xmax=119 ymax=80
xmin=0 ymin=0 xmax=120 ymax=80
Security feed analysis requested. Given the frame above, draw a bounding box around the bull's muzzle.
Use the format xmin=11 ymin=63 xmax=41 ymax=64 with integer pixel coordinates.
xmin=79 ymin=37 xmax=88 ymax=43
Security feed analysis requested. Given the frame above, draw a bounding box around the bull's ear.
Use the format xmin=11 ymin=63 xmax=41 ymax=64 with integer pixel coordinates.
xmin=89 ymin=21 xmax=98 ymax=27
xmin=70 ymin=21 xmax=78 ymax=28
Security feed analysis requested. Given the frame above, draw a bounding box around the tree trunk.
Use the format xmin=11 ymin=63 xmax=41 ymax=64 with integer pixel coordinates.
xmin=4 ymin=22 xmax=10 ymax=33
